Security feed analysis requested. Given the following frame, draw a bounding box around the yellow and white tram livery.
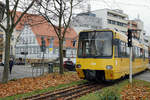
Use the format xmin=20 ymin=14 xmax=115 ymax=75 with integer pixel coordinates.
xmin=76 ymin=29 xmax=149 ymax=81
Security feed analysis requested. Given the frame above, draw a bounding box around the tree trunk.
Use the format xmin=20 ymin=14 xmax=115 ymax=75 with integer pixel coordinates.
xmin=2 ymin=32 xmax=10 ymax=83
xmin=59 ymin=39 xmax=64 ymax=74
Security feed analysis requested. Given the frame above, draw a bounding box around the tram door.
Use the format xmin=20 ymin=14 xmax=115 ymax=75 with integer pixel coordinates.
xmin=140 ymin=48 xmax=145 ymax=67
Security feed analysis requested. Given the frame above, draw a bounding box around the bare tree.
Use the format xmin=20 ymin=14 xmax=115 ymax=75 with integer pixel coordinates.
xmin=34 ymin=0 xmax=83 ymax=74
xmin=0 ymin=0 xmax=36 ymax=83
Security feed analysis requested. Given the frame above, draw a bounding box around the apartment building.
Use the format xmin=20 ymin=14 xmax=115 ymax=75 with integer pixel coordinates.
xmin=128 ymin=19 xmax=144 ymax=40
xmin=92 ymin=9 xmax=128 ymax=34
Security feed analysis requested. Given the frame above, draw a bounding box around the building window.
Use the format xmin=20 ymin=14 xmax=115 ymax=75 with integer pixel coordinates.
xmin=108 ymin=19 xmax=111 ymax=24
xmin=37 ymin=47 xmax=40 ymax=53
xmin=107 ymin=19 xmax=116 ymax=25
xmin=32 ymin=47 xmax=34 ymax=54
xmin=46 ymin=48 xmax=48 ymax=54
xmin=29 ymin=37 xmax=32 ymax=44
xmin=108 ymin=19 xmax=127 ymax=27
xmin=34 ymin=47 xmax=36 ymax=54
xmin=112 ymin=20 xmax=116 ymax=25
xmin=53 ymin=48 xmax=58 ymax=54
xmin=31 ymin=37 xmax=34 ymax=44
xmin=15 ymin=48 xmax=18 ymax=54
xmin=28 ymin=48 xmax=30 ymax=54
xmin=33 ymin=37 xmax=35 ymax=43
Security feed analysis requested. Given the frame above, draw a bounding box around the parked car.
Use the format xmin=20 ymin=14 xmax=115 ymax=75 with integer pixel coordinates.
xmin=63 ymin=58 xmax=75 ymax=71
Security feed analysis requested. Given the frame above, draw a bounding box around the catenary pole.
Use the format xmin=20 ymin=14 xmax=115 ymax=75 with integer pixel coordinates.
xmin=129 ymin=47 xmax=132 ymax=83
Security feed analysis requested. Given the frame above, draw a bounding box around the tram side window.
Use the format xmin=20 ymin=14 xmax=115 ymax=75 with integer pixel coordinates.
xmin=146 ymin=50 xmax=149 ymax=58
xmin=145 ymin=49 xmax=148 ymax=58
xmin=137 ymin=47 xmax=141 ymax=58
xmin=140 ymin=48 xmax=143 ymax=58
xmin=142 ymin=49 xmax=145 ymax=61
xmin=126 ymin=46 xmax=130 ymax=57
xmin=146 ymin=50 xmax=148 ymax=58
xmin=134 ymin=47 xmax=138 ymax=58
xmin=132 ymin=47 xmax=136 ymax=59
xmin=119 ymin=41 xmax=127 ymax=57
xmin=115 ymin=46 xmax=118 ymax=57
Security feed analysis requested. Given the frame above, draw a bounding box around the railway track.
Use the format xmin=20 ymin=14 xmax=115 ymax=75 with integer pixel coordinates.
xmin=22 ymin=82 xmax=106 ymax=100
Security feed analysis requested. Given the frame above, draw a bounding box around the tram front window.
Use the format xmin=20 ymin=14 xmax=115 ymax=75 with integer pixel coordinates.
xmin=78 ymin=31 xmax=112 ymax=58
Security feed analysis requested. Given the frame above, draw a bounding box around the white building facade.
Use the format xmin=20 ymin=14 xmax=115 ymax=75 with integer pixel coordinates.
xmin=15 ymin=24 xmax=77 ymax=63
xmin=15 ymin=25 xmax=59 ymax=61
xmin=92 ymin=9 xmax=128 ymax=34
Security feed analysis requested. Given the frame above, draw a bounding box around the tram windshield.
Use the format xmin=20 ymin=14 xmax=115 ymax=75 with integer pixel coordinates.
xmin=78 ymin=31 xmax=113 ymax=58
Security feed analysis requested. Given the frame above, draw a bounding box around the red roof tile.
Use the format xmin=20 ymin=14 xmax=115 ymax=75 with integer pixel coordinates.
xmin=15 ymin=11 xmax=77 ymax=48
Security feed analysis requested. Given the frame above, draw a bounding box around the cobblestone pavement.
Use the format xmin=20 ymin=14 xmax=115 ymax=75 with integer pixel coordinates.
xmin=0 ymin=65 xmax=49 ymax=82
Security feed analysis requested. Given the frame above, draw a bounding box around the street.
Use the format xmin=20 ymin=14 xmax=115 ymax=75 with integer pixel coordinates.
xmin=0 ymin=65 xmax=49 ymax=82
xmin=135 ymin=70 xmax=150 ymax=82
xmin=0 ymin=64 xmax=150 ymax=82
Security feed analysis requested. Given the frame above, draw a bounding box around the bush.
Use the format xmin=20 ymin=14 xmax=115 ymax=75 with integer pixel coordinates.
xmin=99 ymin=88 xmax=120 ymax=100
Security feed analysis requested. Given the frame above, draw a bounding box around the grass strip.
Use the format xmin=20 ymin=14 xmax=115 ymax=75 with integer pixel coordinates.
xmin=78 ymin=79 xmax=150 ymax=100
xmin=0 ymin=80 xmax=87 ymax=100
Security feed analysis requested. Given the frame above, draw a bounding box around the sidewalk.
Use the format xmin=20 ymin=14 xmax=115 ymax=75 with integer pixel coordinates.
xmin=0 ymin=65 xmax=48 ymax=82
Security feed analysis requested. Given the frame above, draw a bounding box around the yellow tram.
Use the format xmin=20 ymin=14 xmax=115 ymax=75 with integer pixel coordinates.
xmin=76 ymin=29 xmax=149 ymax=81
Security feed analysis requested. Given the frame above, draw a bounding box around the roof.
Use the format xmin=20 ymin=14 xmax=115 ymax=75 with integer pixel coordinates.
xmin=15 ymin=11 xmax=77 ymax=47
xmin=15 ymin=11 xmax=45 ymax=31
xmin=31 ymin=22 xmax=77 ymax=47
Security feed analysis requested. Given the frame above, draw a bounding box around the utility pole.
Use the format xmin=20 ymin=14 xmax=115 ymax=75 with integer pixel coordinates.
xmin=129 ymin=45 xmax=132 ymax=83
xmin=128 ymin=29 xmax=132 ymax=83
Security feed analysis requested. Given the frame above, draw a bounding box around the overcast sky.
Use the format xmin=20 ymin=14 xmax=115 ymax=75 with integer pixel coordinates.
xmin=1 ymin=0 xmax=150 ymax=35
xmin=85 ymin=0 xmax=150 ymax=35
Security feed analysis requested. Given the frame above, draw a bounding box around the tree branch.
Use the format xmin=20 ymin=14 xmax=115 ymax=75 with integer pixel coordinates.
xmin=11 ymin=0 xmax=19 ymax=24
xmin=0 ymin=24 xmax=6 ymax=32
xmin=13 ymin=0 xmax=36 ymax=29
xmin=62 ymin=0 xmax=73 ymax=39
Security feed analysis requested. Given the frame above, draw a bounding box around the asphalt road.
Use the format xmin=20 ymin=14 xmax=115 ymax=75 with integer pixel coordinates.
xmin=0 ymin=65 xmax=49 ymax=82
xmin=135 ymin=70 xmax=150 ymax=82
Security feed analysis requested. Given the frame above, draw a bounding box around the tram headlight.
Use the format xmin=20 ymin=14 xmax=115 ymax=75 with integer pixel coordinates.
xmin=106 ymin=65 xmax=113 ymax=70
xmin=76 ymin=64 xmax=81 ymax=68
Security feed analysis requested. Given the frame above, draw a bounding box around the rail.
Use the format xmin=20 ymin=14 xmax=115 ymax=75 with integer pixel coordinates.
xmin=22 ymin=82 xmax=107 ymax=100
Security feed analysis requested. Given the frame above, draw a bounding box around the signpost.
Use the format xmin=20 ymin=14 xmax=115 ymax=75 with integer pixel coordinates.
xmin=41 ymin=37 xmax=46 ymax=75
xmin=49 ymin=37 xmax=54 ymax=52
